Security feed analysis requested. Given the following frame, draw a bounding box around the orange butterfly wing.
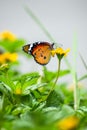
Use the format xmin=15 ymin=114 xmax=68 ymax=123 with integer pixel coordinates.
xmin=31 ymin=42 xmax=54 ymax=65
xmin=23 ymin=44 xmax=30 ymax=53
xmin=23 ymin=42 xmax=54 ymax=65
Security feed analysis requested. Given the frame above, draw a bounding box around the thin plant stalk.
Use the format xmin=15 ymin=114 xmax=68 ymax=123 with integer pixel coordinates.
xmin=73 ymin=72 xmax=79 ymax=110
xmin=72 ymin=31 xmax=80 ymax=110
xmin=46 ymin=57 xmax=61 ymax=99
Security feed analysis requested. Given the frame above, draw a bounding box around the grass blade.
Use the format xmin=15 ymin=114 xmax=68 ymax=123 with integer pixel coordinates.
xmin=79 ymin=53 xmax=87 ymax=70
xmin=24 ymin=6 xmax=56 ymax=43
xmin=72 ymin=31 xmax=80 ymax=110
xmin=78 ymin=74 xmax=87 ymax=81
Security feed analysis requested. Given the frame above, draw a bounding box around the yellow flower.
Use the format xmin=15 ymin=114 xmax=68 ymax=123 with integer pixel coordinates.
xmin=0 ymin=52 xmax=18 ymax=64
xmin=5 ymin=53 xmax=18 ymax=62
xmin=51 ymin=48 xmax=70 ymax=60
xmin=0 ymin=30 xmax=16 ymax=41
xmin=56 ymin=116 xmax=79 ymax=130
xmin=0 ymin=54 xmax=6 ymax=64
xmin=15 ymin=88 xmax=22 ymax=95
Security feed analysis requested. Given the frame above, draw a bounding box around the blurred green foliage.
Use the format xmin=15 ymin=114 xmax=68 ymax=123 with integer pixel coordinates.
xmin=0 ymin=39 xmax=25 ymax=52
xmin=0 ymin=61 xmax=87 ymax=130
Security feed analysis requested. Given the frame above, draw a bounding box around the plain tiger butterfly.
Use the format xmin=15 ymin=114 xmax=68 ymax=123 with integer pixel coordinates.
xmin=22 ymin=41 xmax=54 ymax=65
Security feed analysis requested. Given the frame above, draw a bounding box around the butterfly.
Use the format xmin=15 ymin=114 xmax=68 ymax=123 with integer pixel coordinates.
xmin=22 ymin=41 xmax=54 ymax=65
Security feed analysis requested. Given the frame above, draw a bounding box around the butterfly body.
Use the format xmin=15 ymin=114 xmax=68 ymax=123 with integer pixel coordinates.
xmin=23 ymin=41 xmax=54 ymax=65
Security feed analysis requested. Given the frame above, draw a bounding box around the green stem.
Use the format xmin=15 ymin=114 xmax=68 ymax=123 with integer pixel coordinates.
xmin=46 ymin=58 xmax=61 ymax=99
xmin=73 ymin=72 xmax=79 ymax=110
xmin=72 ymin=32 xmax=80 ymax=110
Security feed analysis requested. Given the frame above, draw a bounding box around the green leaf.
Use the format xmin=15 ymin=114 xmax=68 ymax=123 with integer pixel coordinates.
xmin=19 ymin=72 xmax=40 ymax=87
xmin=43 ymin=107 xmax=58 ymax=113
xmin=12 ymin=120 xmax=31 ymax=130
xmin=0 ymin=82 xmax=13 ymax=103
xmin=42 ymin=67 xmax=56 ymax=82
xmin=29 ymin=83 xmax=47 ymax=91
xmin=34 ymin=102 xmax=46 ymax=112
xmin=59 ymin=69 xmax=70 ymax=76
xmin=58 ymin=104 xmax=75 ymax=118
xmin=79 ymin=106 xmax=87 ymax=113
xmin=0 ymin=64 xmax=9 ymax=74
xmin=12 ymin=107 xmax=23 ymax=116
xmin=46 ymin=90 xmax=64 ymax=107
xmin=0 ymin=74 xmax=15 ymax=90
xmin=23 ymin=83 xmax=47 ymax=95
xmin=43 ymin=67 xmax=70 ymax=82
xmin=0 ymin=82 xmax=12 ymax=93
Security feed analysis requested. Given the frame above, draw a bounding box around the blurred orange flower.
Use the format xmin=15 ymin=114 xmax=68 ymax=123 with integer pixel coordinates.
xmin=56 ymin=116 xmax=79 ymax=130
xmin=0 ymin=30 xmax=16 ymax=41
